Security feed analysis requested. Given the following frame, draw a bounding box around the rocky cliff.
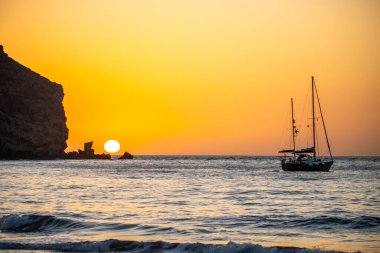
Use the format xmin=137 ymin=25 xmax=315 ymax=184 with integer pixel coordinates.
xmin=0 ymin=45 xmax=68 ymax=159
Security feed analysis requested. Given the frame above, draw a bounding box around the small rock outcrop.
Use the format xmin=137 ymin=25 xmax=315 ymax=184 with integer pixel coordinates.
xmin=0 ymin=45 xmax=68 ymax=159
xmin=118 ymin=151 xmax=133 ymax=159
xmin=65 ymin=141 xmax=111 ymax=159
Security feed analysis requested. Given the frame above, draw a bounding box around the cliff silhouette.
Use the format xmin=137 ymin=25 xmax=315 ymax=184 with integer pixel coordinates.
xmin=0 ymin=45 xmax=68 ymax=159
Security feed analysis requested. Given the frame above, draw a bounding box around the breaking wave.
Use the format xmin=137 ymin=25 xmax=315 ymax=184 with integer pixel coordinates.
xmin=0 ymin=214 xmax=90 ymax=233
xmin=0 ymin=240 xmax=351 ymax=253
xmin=0 ymin=214 xmax=371 ymax=252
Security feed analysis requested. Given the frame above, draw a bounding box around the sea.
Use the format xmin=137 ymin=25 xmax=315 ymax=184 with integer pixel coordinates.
xmin=0 ymin=156 xmax=379 ymax=253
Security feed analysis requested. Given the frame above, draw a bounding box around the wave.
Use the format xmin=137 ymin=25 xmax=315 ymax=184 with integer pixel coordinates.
xmin=0 ymin=240 xmax=350 ymax=253
xmin=203 ymin=214 xmax=380 ymax=231
xmin=283 ymin=215 xmax=380 ymax=230
xmin=0 ymin=214 xmax=90 ymax=233
xmin=0 ymin=214 xmax=181 ymax=234
xmin=2 ymin=213 xmax=379 ymax=235
xmin=0 ymin=214 xmax=367 ymax=252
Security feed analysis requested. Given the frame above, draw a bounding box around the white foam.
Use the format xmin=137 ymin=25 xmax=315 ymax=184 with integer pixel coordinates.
xmin=0 ymin=240 xmax=353 ymax=253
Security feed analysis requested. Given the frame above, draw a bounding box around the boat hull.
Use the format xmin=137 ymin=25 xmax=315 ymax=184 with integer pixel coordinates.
xmin=281 ymin=160 xmax=333 ymax=172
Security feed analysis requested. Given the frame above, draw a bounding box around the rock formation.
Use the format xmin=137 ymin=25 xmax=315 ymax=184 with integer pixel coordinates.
xmin=65 ymin=141 xmax=111 ymax=159
xmin=0 ymin=45 xmax=68 ymax=159
xmin=118 ymin=151 xmax=133 ymax=159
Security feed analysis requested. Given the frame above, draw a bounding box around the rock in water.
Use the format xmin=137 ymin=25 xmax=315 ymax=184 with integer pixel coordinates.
xmin=0 ymin=45 xmax=68 ymax=159
xmin=118 ymin=152 xmax=133 ymax=159
xmin=65 ymin=141 xmax=111 ymax=160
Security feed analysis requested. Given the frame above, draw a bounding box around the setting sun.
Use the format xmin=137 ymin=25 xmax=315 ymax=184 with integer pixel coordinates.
xmin=104 ymin=140 xmax=120 ymax=153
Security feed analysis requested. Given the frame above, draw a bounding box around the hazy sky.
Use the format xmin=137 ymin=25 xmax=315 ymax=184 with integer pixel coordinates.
xmin=1 ymin=0 xmax=379 ymax=155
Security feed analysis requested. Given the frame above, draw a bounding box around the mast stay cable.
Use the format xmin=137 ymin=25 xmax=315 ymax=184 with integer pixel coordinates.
xmin=315 ymin=82 xmax=333 ymax=160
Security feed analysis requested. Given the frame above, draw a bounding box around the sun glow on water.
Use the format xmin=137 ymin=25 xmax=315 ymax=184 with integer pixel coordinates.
xmin=104 ymin=140 xmax=120 ymax=153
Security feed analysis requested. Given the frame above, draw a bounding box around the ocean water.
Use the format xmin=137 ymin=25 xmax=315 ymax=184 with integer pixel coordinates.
xmin=0 ymin=156 xmax=379 ymax=253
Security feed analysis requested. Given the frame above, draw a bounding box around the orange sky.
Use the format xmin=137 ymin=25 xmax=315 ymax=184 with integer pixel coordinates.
xmin=0 ymin=0 xmax=379 ymax=155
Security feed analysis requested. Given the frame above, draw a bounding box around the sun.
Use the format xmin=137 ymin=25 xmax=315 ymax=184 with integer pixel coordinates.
xmin=104 ymin=140 xmax=120 ymax=153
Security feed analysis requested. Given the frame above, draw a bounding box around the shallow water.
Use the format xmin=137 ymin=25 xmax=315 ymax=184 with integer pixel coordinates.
xmin=0 ymin=156 xmax=379 ymax=252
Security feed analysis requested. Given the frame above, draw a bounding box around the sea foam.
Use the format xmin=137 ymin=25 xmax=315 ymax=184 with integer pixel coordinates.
xmin=0 ymin=240 xmax=353 ymax=253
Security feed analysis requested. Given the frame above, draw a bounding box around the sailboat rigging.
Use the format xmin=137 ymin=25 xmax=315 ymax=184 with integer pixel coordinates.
xmin=279 ymin=76 xmax=334 ymax=172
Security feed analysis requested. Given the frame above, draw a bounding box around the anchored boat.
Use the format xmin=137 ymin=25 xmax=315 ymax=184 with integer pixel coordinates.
xmin=279 ymin=76 xmax=333 ymax=172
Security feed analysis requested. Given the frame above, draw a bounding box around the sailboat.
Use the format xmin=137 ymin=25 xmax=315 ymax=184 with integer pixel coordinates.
xmin=279 ymin=76 xmax=334 ymax=172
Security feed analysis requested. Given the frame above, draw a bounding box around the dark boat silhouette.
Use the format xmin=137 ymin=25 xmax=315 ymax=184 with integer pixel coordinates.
xmin=279 ymin=76 xmax=333 ymax=172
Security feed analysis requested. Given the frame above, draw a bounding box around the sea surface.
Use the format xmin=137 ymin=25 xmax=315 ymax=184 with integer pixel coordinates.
xmin=0 ymin=156 xmax=379 ymax=253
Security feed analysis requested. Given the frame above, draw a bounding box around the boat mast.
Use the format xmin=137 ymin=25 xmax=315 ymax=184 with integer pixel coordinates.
xmin=312 ymin=76 xmax=316 ymax=159
xmin=291 ymin=98 xmax=296 ymax=157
